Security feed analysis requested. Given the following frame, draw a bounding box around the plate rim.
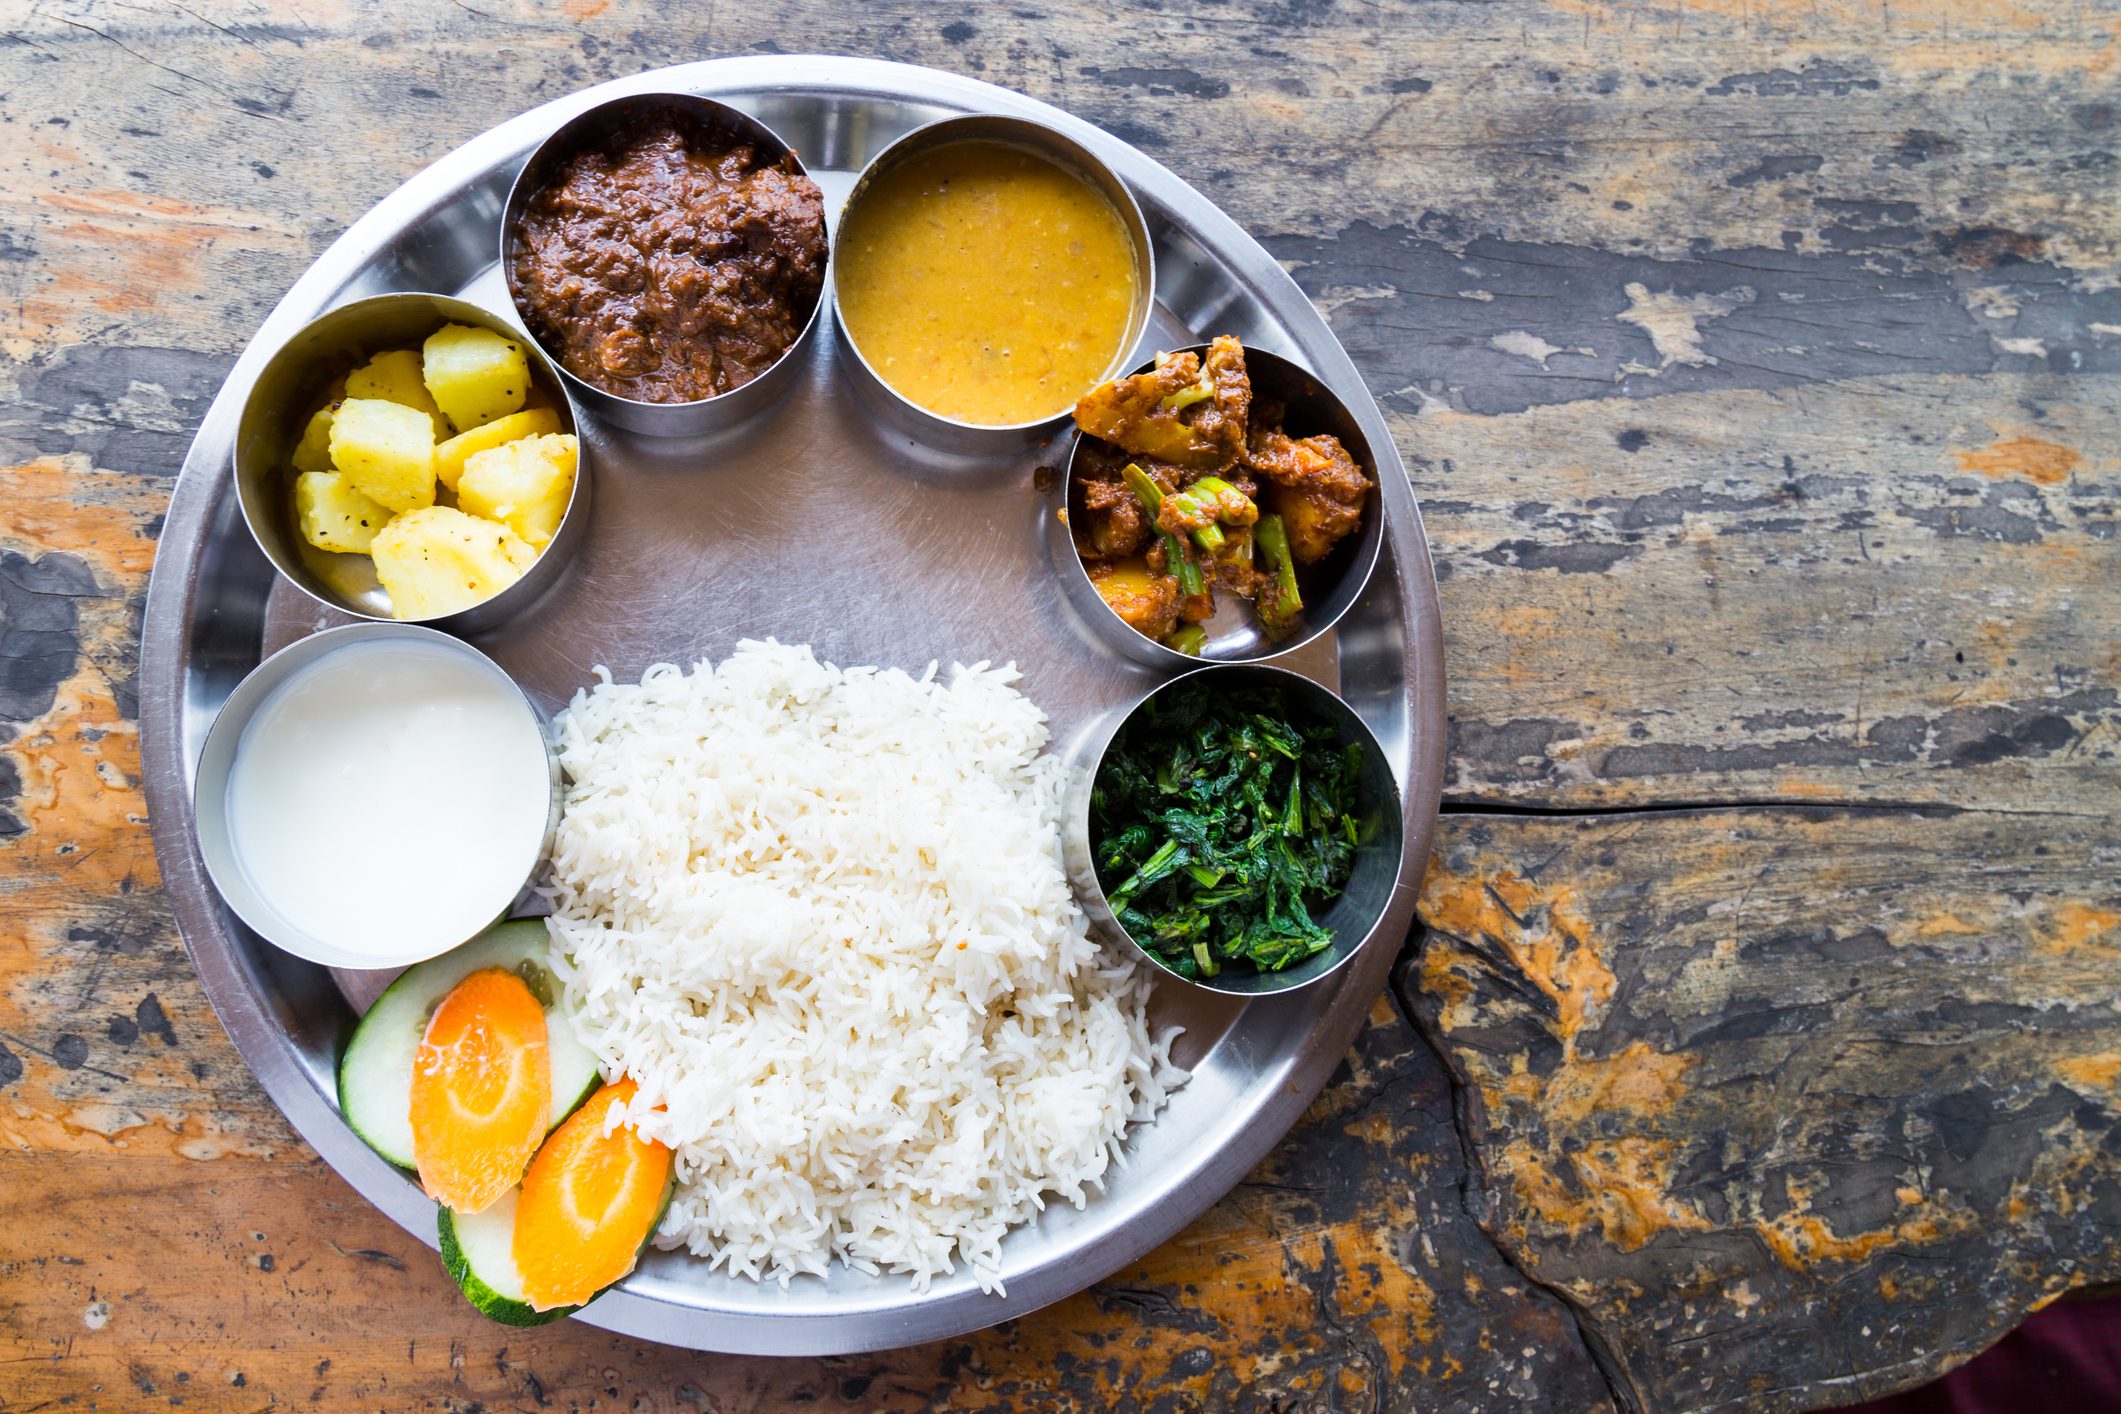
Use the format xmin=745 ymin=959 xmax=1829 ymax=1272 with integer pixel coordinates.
xmin=137 ymin=53 xmax=1447 ymax=1354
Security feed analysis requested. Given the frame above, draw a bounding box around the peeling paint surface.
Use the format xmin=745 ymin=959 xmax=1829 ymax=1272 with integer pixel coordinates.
xmin=1411 ymin=811 xmax=2121 ymax=1411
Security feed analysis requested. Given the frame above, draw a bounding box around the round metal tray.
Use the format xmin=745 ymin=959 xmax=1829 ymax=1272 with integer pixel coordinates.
xmin=139 ymin=56 xmax=1446 ymax=1355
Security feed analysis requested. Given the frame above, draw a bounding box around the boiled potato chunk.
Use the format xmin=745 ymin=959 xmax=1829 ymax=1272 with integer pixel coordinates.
xmin=330 ymin=398 xmax=437 ymax=514
xmin=346 ymin=349 xmax=450 ymax=438
xmin=422 ymin=323 xmax=530 ymax=432
xmin=433 ymin=406 xmax=563 ymax=492
xmin=370 ymin=506 xmax=538 ymax=620
xmin=290 ymin=373 xmax=349 ymax=473
xmin=291 ymin=403 xmax=338 ymax=474
xmin=293 ymin=471 xmax=391 ymax=555
xmin=457 ymin=434 xmax=577 ymax=549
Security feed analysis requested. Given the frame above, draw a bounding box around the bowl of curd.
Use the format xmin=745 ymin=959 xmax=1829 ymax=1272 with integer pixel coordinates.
xmin=191 ymin=624 xmax=559 ymax=970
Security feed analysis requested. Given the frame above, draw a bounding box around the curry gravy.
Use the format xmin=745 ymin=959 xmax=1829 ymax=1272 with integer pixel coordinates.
xmin=836 ymin=141 xmax=1141 ymax=426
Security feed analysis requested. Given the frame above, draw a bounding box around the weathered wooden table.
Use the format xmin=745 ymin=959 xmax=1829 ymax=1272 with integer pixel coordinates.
xmin=3 ymin=2 xmax=2116 ymax=1409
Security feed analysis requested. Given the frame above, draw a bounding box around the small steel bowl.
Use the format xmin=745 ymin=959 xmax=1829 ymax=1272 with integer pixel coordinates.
xmin=1062 ymin=663 xmax=1405 ymax=997
xmin=831 ymin=113 xmax=1156 ymax=456
xmin=233 ymin=291 xmax=591 ymax=635
xmin=501 ymin=93 xmax=827 ymax=437
xmin=1048 ymin=344 xmax=1386 ymax=669
xmin=191 ymin=623 xmax=561 ymax=971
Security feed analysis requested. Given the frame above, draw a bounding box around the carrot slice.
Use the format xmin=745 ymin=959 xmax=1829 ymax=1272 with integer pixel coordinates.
xmin=514 ymin=1079 xmax=673 ymax=1311
xmin=409 ymin=966 xmax=550 ymax=1215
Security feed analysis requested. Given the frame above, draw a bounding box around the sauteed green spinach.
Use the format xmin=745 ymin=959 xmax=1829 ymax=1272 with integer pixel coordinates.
xmin=1091 ymin=682 xmax=1362 ymax=978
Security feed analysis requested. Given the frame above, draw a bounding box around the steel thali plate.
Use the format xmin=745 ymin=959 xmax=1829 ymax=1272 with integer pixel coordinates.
xmin=139 ymin=56 xmax=1446 ymax=1354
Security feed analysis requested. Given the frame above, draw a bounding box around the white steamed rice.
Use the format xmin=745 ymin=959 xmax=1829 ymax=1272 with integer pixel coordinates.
xmin=544 ymin=640 xmax=1182 ymax=1292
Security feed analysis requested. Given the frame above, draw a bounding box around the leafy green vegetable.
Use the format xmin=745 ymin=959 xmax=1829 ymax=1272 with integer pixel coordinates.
xmin=1091 ymin=683 xmax=1362 ymax=978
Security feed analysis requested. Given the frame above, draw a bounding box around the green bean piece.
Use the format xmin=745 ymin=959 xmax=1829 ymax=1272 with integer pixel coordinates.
xmin=1165 ymin=624 xmax=1208 ymax=656
xmin=1162 ymin=479 xmax=1244 ymax=555
xmin=1256 ymin=513 xmax=1303 ymax=636
xmin=1189 ymin=476 xmax=1259 ymax=526
xmin=1124 ymin=461 xmax=1205 ymax=596
xmin=1121 ymin=461 xmax=1165 ymax=515
xmin=1171 ymin=539 xmax=1205 ymax=598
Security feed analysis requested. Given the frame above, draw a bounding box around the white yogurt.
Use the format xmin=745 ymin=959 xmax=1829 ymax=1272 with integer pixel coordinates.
xmin=223 ymin=638 xmax=551 ymax=964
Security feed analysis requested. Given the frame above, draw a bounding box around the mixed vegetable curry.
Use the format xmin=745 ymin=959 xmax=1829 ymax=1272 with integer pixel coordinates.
xmin=1069 ymin=336 xmax=1374 ymax=652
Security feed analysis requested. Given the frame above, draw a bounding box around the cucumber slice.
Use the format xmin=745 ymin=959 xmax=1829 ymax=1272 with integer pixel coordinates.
xmin=438 ymin=1174 xmax=675 ymax=1327
xmin=338 ymin=919 xmax=600 ymax=1169
xmin=437 ymin=1190 xmax=575 ymax=1327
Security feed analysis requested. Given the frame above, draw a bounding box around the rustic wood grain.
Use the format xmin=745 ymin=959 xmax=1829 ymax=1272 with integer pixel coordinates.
xmin=1 ymin=1000 xmax=1610 ymax=1412
xmin=1401 ymin=372 xmax=2121 ymax=812
xmin=2 ymin=0 xmax=2117 ymax=1410
xmin=1408 ymin=806 xmax=2120 ymax=1412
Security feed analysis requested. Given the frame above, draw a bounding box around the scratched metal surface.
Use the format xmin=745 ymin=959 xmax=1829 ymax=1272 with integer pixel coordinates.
xmin=136 ymin=56 xmax=1447 ymax=1355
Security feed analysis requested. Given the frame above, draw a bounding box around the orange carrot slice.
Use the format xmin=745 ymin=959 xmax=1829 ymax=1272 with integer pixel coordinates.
xmin=514 ymin=1078 xmax=674 ymax=1311
xmin=409 ymin=966 xmax=550 ymax=1215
